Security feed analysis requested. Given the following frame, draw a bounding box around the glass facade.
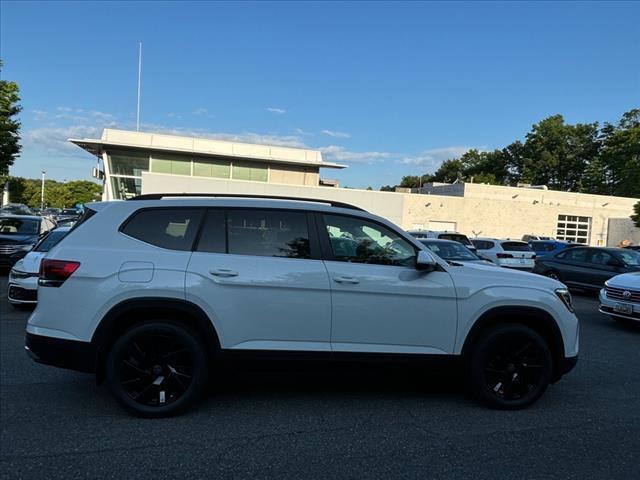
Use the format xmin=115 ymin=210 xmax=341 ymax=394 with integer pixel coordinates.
xmin=193 ymin=157 xmax=231 ymax=179
xmin=110 ymin=176 xmax=142 ymax=199
xmin=151 ymin=154 xmax=191 ymax=176
xmin=232 ymin=162 xmax=268 ymax=182
xmin=108 ymin=151 xmax=149 ymax=176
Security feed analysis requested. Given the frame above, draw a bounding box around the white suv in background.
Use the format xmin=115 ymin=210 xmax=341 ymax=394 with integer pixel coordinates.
xmin=26 ymin=194 xmax=578 ymax=417
xmin=471 ymin=238 xmax=537 ymax=270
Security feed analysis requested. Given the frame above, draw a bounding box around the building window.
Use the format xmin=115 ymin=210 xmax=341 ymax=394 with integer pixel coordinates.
xmin=108 ymin=152 xmax=149 ymax=176
xmin=556 ymin=215 xmax=591 ymax=244
xmin=111 ymin=176 xmax=142 ymax=200
xmin=151 ymin=154 xmax=192 ymax=176
xmin=232 ymin=161 xmax=268 ymax=182
xmin=193 ymin=157 xmax=231 ymax=179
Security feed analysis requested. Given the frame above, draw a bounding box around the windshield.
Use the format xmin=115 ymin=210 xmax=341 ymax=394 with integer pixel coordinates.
xmin=618 ymin=250 xmax=640 ymax=267
xmin=34 ymin=229 xmax=68 ymax=252
xmin=0 ymin=218 xmax=39 ymax=235
xmin=438 ymin=233 xmax=472 ymax=246
xmin=421 ymin=240 xmax=479 ymax=261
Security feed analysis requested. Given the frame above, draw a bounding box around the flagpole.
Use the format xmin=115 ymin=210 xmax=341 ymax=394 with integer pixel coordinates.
xmin=136 ymin=42 xmax=142 ymax=131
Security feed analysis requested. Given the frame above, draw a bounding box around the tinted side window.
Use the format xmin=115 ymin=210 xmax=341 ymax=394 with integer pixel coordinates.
xmin=501 ymin=241 xmax=532 ymax=252
xmin=227 ymin=210 xmax=310 ymax=259
xmin=323 ymin=214 xmax=416 ymax=267
xmin=196 ymin=210 xmax=226 ymax=253
xmin=121 ymin=208 xmax=204 ymax=251
xmin=564 ymin=248 xmax=588 ymax=262
xmin=472 ymin=240 xmax=494 ymax=250
xmin=587 ymin=250 xmax=614 ymax=266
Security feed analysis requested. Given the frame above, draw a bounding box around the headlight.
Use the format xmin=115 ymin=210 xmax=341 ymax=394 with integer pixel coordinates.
xmin=18 ymin=244 xmax=35 ymax=252
xmin=555 ymin=288 xmax=574 ymax=312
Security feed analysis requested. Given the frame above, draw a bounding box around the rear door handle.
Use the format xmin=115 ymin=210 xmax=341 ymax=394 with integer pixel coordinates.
xmin=209 ymin=269 xmax=239 ymax=278
xmin=333 ymin=276 xmax=359 ymax=284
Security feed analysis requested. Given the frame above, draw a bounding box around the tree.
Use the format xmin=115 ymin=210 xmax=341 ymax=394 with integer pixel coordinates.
xmin=4 ymin=176 xmax=102 ymax=208
xmin=632 ymin=201 xmax=640 ymax=228
xmin=0 ymin=60 xmax=22 ymax=178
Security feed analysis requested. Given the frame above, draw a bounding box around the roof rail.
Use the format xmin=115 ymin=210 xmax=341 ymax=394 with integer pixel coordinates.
xmin=127 ymin=193 xmax=365 ymax=211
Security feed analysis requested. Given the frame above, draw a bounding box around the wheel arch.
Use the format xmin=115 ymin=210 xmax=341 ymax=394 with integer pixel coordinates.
xmin=92 ymin=297 xmax=221 ymax=383
xmin=460 ymin=306 xmax=566 ymax=382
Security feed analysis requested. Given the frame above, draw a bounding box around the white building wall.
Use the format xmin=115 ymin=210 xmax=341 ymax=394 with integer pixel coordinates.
xmin=141 ymin=172 xmax=640 ymax=246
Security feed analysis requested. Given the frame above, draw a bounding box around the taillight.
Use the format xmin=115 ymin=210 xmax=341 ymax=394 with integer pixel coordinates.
xmin=39 ymin=259 xmax=81 ymax=287
xmin=496 ymin=253 xmax=514 ymax=259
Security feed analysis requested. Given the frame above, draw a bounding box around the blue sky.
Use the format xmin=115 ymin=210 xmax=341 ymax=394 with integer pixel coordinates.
xmin=1 ymin=1 xmax=638 ymax=188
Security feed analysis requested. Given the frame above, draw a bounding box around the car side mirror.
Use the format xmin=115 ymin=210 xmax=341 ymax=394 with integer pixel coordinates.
xmin=416 ymin=250 xmax=437 ymax=271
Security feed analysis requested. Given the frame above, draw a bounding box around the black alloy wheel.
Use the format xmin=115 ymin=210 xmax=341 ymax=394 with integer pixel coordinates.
xmin=545 ymin=271 xmax=561 ymax=281
xmin=106 ymin=321 xmax=208 ymax=417
xmin=469 ymin=324 xmax=552 ymax=410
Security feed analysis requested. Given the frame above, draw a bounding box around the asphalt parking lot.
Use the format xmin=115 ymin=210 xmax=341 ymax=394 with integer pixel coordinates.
xmin=1 ymin=275 xmax=639 ymax=480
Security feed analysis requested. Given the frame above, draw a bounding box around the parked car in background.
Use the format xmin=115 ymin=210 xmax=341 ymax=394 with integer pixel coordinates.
xmin=54 ymin=217 xmax=77 ymax=228
xmin=624 ymin=245 xmax=640 ymax=251
xmin=418 ymin=238 xmax=496 ymax=267
xmin=26 ymin=194 xmax=578 ymax=416
xmin=522 ymin=234 xmax=555 ymax=242
xmin=0 ymin=203 xmax=33 ymax=216
xmin=43 ymin=207 xmax=62 ymax=217
xmin=599 ymin=272 xmax=640 ymax=324
xmin=407 ymin=230 xmax=478 ymax=253
xmin=0 ymin=215 xmax=56 ymax=268
xmin=8 ymin=227 xmax=71 ymax=307
xmin=471 ymin=238 xmax=536 ymax=270
xmin=528 ymin=240 xmax=577 ymax=258
xmin=533 ymin=246 xmax=640 ymax=291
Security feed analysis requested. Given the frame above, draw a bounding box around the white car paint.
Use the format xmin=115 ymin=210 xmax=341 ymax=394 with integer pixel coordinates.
xmin=599 ymin=272 xmax=640 ymax=323
xmin=27 ymin=198 xmax=578 ymax=361
xmin=471 ymin=237 xmax=536 ymax=270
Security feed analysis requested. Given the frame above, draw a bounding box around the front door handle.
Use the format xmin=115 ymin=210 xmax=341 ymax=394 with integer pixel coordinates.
xmin=209 ymin=269 xmax=239 ymax=278
xmin=333 ymin=276 xmax=360 ymax=284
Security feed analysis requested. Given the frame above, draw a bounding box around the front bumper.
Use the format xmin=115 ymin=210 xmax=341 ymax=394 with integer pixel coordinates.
xmin=8 ymin=276 xmax=38 ymax=304
xmin=25 ymin=333 xmax=95 ymax=373
xmin=598 ymin=289 xmax=640 ymax=322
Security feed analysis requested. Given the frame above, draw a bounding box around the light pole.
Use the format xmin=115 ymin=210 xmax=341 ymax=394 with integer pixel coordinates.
xmin=41 ymin=171 xmax=46 ymax=210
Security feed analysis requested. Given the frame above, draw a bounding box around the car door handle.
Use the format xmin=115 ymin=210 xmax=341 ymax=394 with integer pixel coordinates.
xmin=333 ymin=276 xmax=360 ymax=284
xmin=209 ymin=269 xmax=239 ymax=278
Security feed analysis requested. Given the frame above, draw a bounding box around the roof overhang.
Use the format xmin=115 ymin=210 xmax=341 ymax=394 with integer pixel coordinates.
xmin=69 ymin=129 xmax=346 ymax=169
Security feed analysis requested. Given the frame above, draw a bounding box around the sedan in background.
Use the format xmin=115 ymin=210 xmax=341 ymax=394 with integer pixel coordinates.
xmin=528 ymin=240 xmax=577 ymax=257
xmin=0 ymin=215 xmax=56 ymax=268
xmin=599 ymin=272 xmax=640 ymax=324
xmin=8 ymin=227 xmax=71 ymax=307
xmin=533 ymin=246 xmax=640 ymax=291
xmin=471 ymin=238 xmax=536 ymax=270
xmin=407 ymin=230 xmax=478 ymax=253
xmin=418 ymin=238 xmax=497 ymax=267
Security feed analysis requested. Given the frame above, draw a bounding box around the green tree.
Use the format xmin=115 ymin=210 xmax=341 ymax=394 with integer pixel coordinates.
xmin=0 ymin=60 xmax=22 ymax=178
xmin=431 ymin=159 xmax=464 ymax=183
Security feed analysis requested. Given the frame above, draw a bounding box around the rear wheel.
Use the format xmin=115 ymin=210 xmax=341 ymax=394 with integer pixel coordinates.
xmin=468 ymin=324 xmax=552 ymax=410
xmin=545 ymin=270 xmax=561 ymax=281
xmin=106 ymin=321 xmax=209 ymax=417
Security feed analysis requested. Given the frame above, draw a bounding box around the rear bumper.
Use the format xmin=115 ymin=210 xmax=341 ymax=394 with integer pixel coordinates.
xmin=25 ymin=332 xmax=95 ymax=373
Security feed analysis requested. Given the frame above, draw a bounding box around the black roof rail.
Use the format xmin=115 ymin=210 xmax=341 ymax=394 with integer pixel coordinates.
xmin=127 ymin=193 xmax=365 ymax=211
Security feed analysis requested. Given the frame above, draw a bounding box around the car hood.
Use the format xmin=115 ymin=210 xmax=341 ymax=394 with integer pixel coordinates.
xmin=446 ymin=260 xmax=565 ymax=295
xmin=606 ymin=272 xmax=640 ymax=289
xmin=18 ymin=251 xmax=46 ymax=274
xmin=0 ymin=233 xmax=38 ymax=245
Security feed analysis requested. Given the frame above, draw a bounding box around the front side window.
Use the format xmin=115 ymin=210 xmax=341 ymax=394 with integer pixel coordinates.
xmin=121 ymin=208 xmax=204 ymax=251
xmin=421 ymin=240 xmax=478 ymax=261
xmin=616 ymin=250 xmax=640 ymax=267
xmin=323 ymin=214 xmax=415 ymax=267
xmin=227 ymin=210 xmax=310 ymax=258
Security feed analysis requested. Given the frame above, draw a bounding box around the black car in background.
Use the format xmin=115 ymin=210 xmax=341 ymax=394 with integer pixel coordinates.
xmin=0 ymin=215 xmax=56 ymax=268
xmin=532 ymin=246 xmax=640 ymax=291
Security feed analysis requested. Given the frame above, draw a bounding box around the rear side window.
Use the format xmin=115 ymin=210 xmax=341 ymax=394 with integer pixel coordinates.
xmin=196 ymin=210 xmax=226 ymax=253
xmin=121 ymin=208 xmax=204 ymax=251
xmin=227 ymin=209 xmax=310 ymax=259
xmin=501 ymin=241 xmax=532 ymax=252
xmin=438 ymin=233 xmax=472 ymax=246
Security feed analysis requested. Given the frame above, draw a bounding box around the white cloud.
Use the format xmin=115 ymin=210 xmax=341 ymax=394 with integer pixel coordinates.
xmin=192 ymin=107 xmax=208 ymax=115
xmin=23 ymin=125 xmax=105 ymax=154
xmin=320 ymin=145 xmax=393 ymax=164
xmin=266 ymin=107 xmax=286 ymax=114
xmin=32 ymin=109 xmax=48 ymax=121
xmin=321 ymin=129 xmax=351 ymax=139
xmin=295 ymin=128 xmax=314 ymax=136
xmin=400 ymin=146 xmax=483 ymax=168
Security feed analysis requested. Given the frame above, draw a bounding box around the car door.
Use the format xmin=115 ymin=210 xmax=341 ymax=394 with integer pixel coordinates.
xmin=585 ymin=250 xmax=623 ymax=288
xmin=319 ymin=213 xmax=457 ymax=355
xmin=185 ymin=208 xmax=332 ymax=352
xmin=551 ymin=247 xmax=589 ymax=287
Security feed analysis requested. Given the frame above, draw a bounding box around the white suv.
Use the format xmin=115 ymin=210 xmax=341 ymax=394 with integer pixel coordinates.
xmin=26 ymin=194 xmax=578 ymax=417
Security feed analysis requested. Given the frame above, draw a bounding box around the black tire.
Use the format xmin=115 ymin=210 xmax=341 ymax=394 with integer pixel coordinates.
xmin=106 ymin=321 xmax=209 ymax=418
xmin=545 ymin=270 xmax=561 ymax=281
xmin=468 ymin=324 xmax=553 ymax=410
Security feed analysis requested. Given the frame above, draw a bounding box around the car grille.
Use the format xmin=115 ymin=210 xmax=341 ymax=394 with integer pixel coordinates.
xmin=8 ymin=286 xmax=37 ymax=302
xmin=0 ymin=245 xmax=19 ymax=255
xmin=605 ymin=285 xmax=640 ymax=303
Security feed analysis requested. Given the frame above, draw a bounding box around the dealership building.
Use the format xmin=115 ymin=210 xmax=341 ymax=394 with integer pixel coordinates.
xmin=71 ymin=128 xmax=640 ymax=247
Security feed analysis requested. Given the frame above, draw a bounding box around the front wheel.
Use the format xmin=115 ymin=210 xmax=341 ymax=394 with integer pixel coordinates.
xmin=545 ymin=270 xmax=561 ymax=281
xmin=468 ymin=324 xmax=553 ymax=410
xmin=106 ymin=321 xmax=209 ymax=418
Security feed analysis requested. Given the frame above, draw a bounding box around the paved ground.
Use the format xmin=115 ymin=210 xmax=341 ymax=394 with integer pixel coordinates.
xmin=1 ymin=274 xmax=639 ymax=480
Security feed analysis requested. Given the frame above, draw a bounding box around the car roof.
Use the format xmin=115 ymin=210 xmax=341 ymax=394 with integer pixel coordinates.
xmin=0 ymin=214 xmax=40 ymax=220
xmin=418 ymin=238 xmax=460 ymax=243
